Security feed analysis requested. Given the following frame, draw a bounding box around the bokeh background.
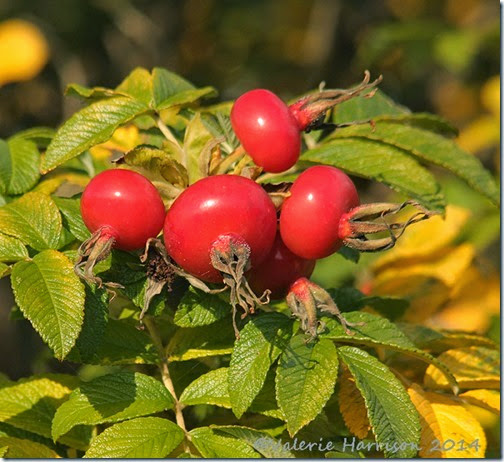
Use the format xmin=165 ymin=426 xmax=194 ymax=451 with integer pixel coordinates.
xmin=0 ymin=0 xmax=500 ymax=454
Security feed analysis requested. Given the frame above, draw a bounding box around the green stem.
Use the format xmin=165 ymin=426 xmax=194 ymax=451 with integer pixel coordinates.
xmin=156 ymin=117 xmax=182 ymax=148
xmin=211 ymin=145 xmax=245 ymax=174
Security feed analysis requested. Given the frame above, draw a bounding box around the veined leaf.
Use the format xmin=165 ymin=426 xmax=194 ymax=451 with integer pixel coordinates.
xmin=229 ymin=313 xmax=293 ymax=418
xmin=180 ymin=368 xmax=230 ymax=408
xmin=0 ymin=233 xmax=28 ymax=262
xmin=0 ymin=140 xmax=9 ymax=194
xmin=339 ymin=367 xmax=371 ymax=439
xmin=65 ymin=83 xmax=117 ymax=100
xmin=213 ymin=426 xmax=295 ymax=458
xmin=11 ymin=250 xmax=85 ymax=359
xmin=300 ymin=137 xmax=445 ymax=212
xmin=157 ymin=87 xmax=217 ymax=111
xmin=375 ymin=113 xmax=458 ymax=136
xmin=3 ymin=138 xmax=41 ymax=195
xmin=408 ymin=383 xmax=486 ymax=458
xmin=174 ymin=287 xmax=230 ymax=327
xmin=52 ymin=371 xmax=174 ymax=441
xmin=9 ymin=126 xmax=55 ymax=148
xmin=53 ymin=197 xmax=91 ymax=242
xmin=0 ymin=436 xmax=60 ymax=458
xmin=276 ymin=336 xmax=339 ymax=436
xmin=84 ymin=417 xmax=184 ymax=458
xmin=41 ymin=96 xmax=148 ymax=172
xmin=459 ymin=389 xmax=500 ymax=414
xmin=189 ymin=427 xmax=261 ymax=458
xmin=0 ymin=262 xmax=9 ymax=278
xmin=424 ymin=346 xmax=499 ymax=390
xmin=321 ymin=312 xmax=459 ymax=394
xmin=338 ymin=346 xmax=421 ymax=458
xmin=331 ymin=121 xmax=499 ymax=206
xmin=183 ymin=113 xmax=214 ymax=184
xmin=115 ymin=67 xmax=153 ymax=106
xmin=0 ymin=192 xmax=62 ymax=250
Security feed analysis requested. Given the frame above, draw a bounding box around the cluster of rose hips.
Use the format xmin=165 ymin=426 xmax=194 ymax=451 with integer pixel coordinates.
xmin=77 ymin=73 xmax=431 ymax=337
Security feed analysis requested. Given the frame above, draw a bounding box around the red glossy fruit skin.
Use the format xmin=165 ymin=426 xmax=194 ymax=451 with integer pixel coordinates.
xmin=164 ymin=175 xmax=277 ymax=283
xmin=280 ymin=165 xmax=359 ymax=259
xmin=81 ymin=169 xmax=166 ymax=251
xmin=231 ymin=89 xmax=301 ymax=173
xmin=248 ymin=233 xmax=316 ymax=300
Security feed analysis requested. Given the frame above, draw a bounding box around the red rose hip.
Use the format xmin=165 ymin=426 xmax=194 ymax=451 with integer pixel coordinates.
xmin=231 ymin=89 xmax=301 ymax=173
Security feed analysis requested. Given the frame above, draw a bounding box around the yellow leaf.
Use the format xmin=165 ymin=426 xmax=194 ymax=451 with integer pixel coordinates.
xmin=33 ymin=173 xmax=90 ymax=195
xmin=0 ymin=19 xmax=49 ymax=85
xmin=424 ymin=347 xmax=499 ymax=390
xmin=0 ymin=437 xmax=60 ymax=458
xmin=338 ymin=367 xmax=370 ymax=439
xmin=459 ymin=389 xmax=500 ymax=414
xmin=373 ymin=206 xmax=470 ymax=271
xmin=407 ymin=383 xmax=486 ymax=458
xmin=89 ymin=125 xmax=140 ymax=161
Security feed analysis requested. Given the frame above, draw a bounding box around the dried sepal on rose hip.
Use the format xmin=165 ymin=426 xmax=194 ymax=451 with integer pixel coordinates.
xmin=230 ymin=71 xmax=382 ymax=173
xmin=287 ymin=277 xmax=365 ymax=340
xmin=163 ymin=174 xmax=277 ymax=337
xmin=279 ymin=165 xmax=437 ymax=260
xmin=75 ymin=169 xmax=165 ymax=287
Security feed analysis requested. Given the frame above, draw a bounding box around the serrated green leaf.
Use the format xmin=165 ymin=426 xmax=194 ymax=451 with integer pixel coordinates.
xmin=152 ymin=68 xmax=196 ymax=108
xmin=52 ymin=197 xmax=91 ymax=242
xmin=183 ymin=113 xmax=214 ymax=184
xmin=9 ymin=126 xmax=55 ymax=148
xmin=332 ymin=88 xmax=408 ymax=124
xmin=0 ymin=436 xmax=60 ymax=458
xmin=0 ymin=140 xmax=9 ymax=194
xmin=376 ymin=113 xmax=458 ymax=136
xmin=0 ymin=262 xmax=9 ymax=278
xmin=331 ymin=121 xmax=499 ymax=206
xmin=0 ymin=192 xmax=62 ymax=250
xmin=229 ymin=313 xmax=293 ymax=418
xmin=180 ymin=368 xmax=230 ymax=408
xmin=3 ymin=138 xmax=41 ymax=195
xmin=65 ymin=83 xmax=117 ymax=100
xmin=157 ymin=88 xmax=217 ymax=111
xmin=0 ymin=233 xmax=28 ymax=263
xmin=41 ymin=96 xmax=148 ymax=172
xmin=0 ymin=374 xmax=76 ymax=440
xmin=175 ymin=287 xmax=230 ymax=327
xmin=200 ymin=112 xmax=239 ymax=154
xmin=276 ymin=336 xmax=339 ymax=436
xmin=214 ymin=426 xmax=295 ymax=458
xmin=115 ymin=67 xmax=153 ymax=106
xmin=189 ymin=427 xmax=261 ymax=458
xmin=321 ymin=312 xmax=458 ymax=393
xmin=84 ymin=417 xmax=184 ymax=458
xmin=52 ymin=371 xmax=174 ymax=442
xmin=301 ymin=138 xmax=445 ymax=212
xmin=337 ymin=346 xmax=421 ymax=458
xmin=11 ymin=250 xmax=85 ymax=359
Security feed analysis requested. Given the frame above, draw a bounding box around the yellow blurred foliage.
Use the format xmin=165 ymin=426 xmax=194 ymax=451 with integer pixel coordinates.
xmin=0 ymin=19 xmax=49 ymax=86
xmin=459 ymin=389 xmax=500 ymax=414
xmin=89 ymin=125 xmax=141 ymax=161
xmin=338 ymin=367 xmax=371 ymax=439
xmin=407 ymin=383 xmax=487 ymax=458
xmin=424 ymin=347 xmax=500 ymax=391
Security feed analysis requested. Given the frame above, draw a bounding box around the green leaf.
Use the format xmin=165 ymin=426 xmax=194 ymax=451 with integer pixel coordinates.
xmin=332 ymin=88 xmax=408 ymax=124
xmin=53 ymin=197 xmax=91 ymax=242
xmin=214 ymin=426 xmax=295 ymax=458
xmin=229 ymin=313 xmax=293 ymax=418
xmin=337 ymin=346 xmax=421 ymax=458
xmin=41 ymin=96 xmax=148 ymax=173
xmin=2 ymin=138 xmax=41 ymax=195
xmin=0 ymin=140 xmax=9 ymax=194
xmin=11 ymin=250 xmax=85 ymax=359
xmin=0 ymin=262 xmax=9 ymax=278
xmin=65 ymin=83 xmax=117 ymax=100
xmin=52 ymin=371 xmax=174 ymax=442
xmin=175 ymin=287 xmax=230 ymax=327
xmin=301 ymin=138 xmax=445 ymax=212
xmin=321 ymin=312 xmax=459 ymax=393
xmin=376 ymin=113 xmax=458 ymax=136
xmin=276 ymin=336 xmax=339 ymax=436
xmin=337 ymin=246 xmax=360 ymax=263
xmin=0 ymin=374 xmax=77 ymax=439
xmin=0 ymin=446 xmax=6 ymax=457
xmin=0 ymin=233 xmax=28 ymax=263
xmin=0 ymin=437 xmax=60 ymax=458
xmin=115 ymin=67 xmax=153 ymax=106
xmin=183 ymin=113 xmax=214 ymax=184
xmin=0 ymin=192 xmax=62 ymax=250
xmin=9 ymin=126 xmax=55 ymax=148
xmin=74 ymin=284 xmax=109 ymax=363
xmin=189 ymin=427 xmax=261 ymax=458
xmin=84 ymin=417 xmax=184 ymax=458
xmin=331 ymin=121 xmax=499 ymax=206
xmin=180 ymin=368 xmax=230 ymax=408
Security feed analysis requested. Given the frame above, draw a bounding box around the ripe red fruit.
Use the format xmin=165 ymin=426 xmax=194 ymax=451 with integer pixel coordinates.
xmin=231 ymin=89 xmax=301 ymax=173
xmin=248 ymin=233 xmax=315 ymax=300
xmin=280 ymin=165 xmax=359 ymax=259
xmin=81 ymin=169 xmax=165 ymax=251
xmin=164 ymin=175 xmax=277 ymax=283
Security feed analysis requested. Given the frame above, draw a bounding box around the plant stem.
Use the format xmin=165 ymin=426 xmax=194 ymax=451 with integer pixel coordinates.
xmin=211 ymin=145 xmax=245 ymax=174
xmin=143 ymin=316 xmax=188 ymax=435
xmin=156 ymin=117 xmax=181 ymax=147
